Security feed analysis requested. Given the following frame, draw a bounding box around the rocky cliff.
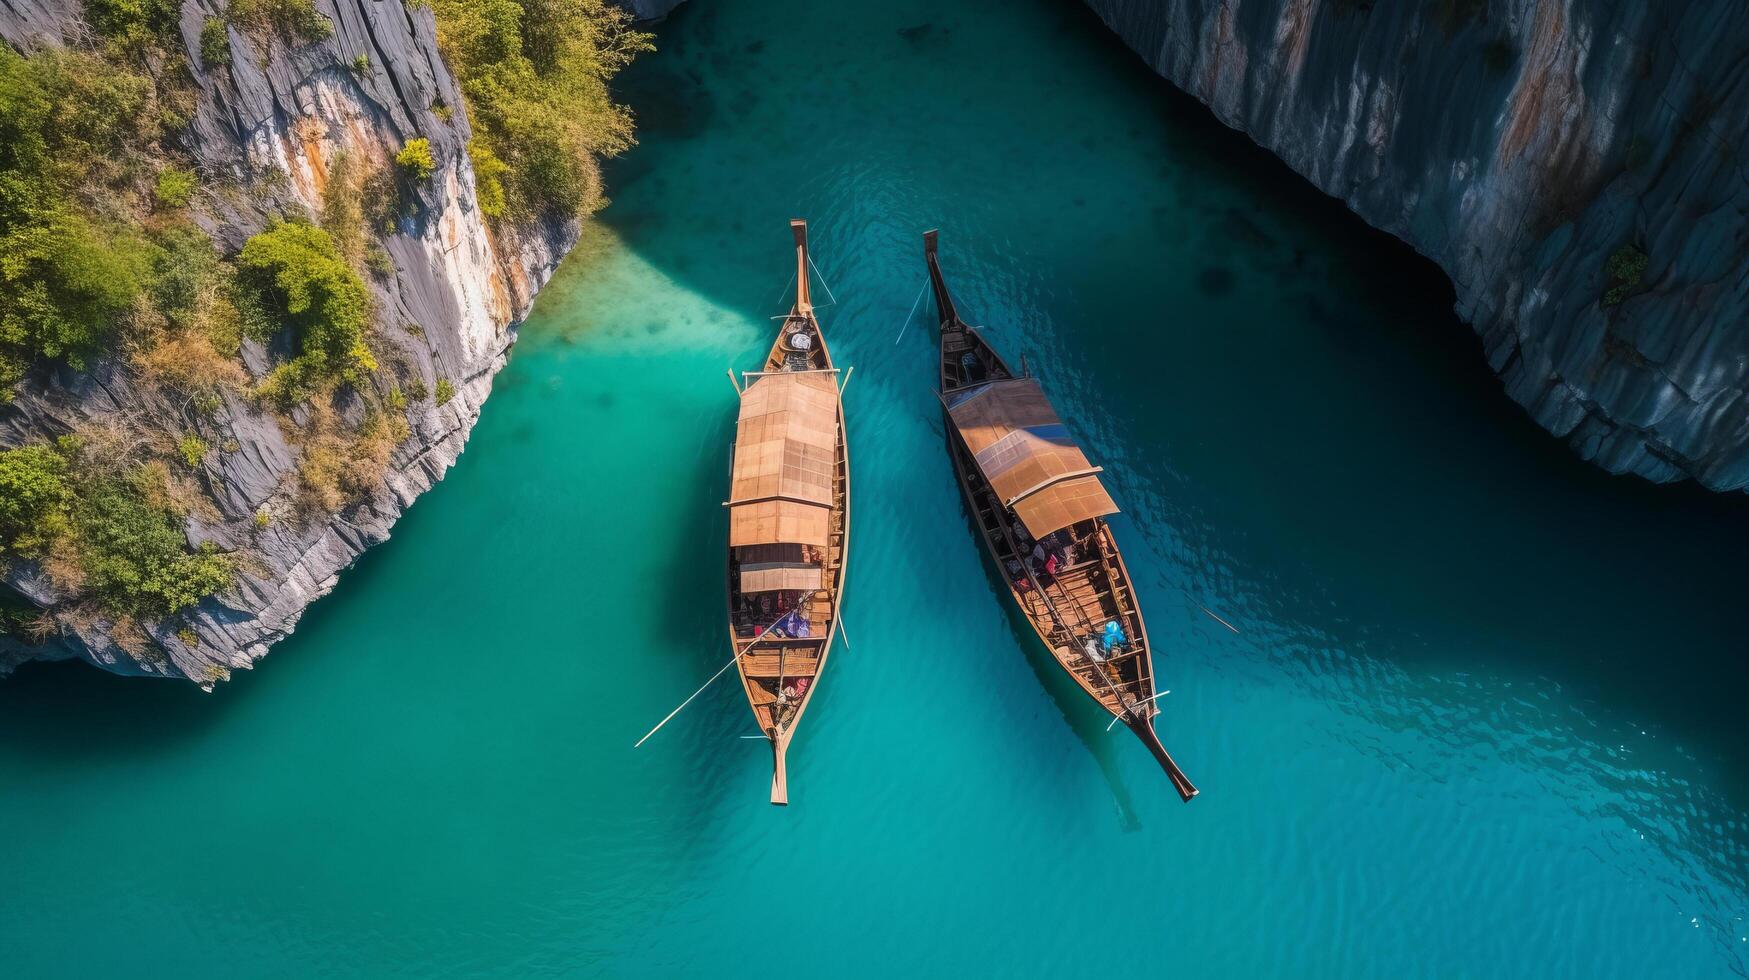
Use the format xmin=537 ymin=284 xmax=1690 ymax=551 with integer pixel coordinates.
xmin=1084 ymin=0 xmax=1749 ymax=490
xmin=0 ymin=0 xmax=574 ymax=684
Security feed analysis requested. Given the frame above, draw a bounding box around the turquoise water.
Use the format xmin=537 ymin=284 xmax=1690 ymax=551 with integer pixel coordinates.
xmin=6 ymin=0 xmax=1749 ymax=975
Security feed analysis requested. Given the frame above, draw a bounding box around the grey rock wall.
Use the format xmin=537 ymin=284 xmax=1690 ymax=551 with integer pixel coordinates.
xmin=0 ymin=1 xmax=575 ymax=684
xmin=1084 ymin=0 xmax=1749 ymax=490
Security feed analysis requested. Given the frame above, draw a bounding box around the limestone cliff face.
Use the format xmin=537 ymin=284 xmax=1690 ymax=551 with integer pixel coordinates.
xmin=1084 ymin=0 xmax=1749 ymax=489
xmin=0 ymin=1 xmax=575 ymax=684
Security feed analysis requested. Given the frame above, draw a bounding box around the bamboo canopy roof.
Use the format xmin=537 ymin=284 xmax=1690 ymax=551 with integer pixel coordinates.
xmin=728 ymin=372 xmax=839 ymax=547
xmin=946 ymin=378 xmax=1119 ymax=538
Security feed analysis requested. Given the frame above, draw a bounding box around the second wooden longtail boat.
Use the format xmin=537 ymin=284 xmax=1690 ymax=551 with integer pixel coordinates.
xmin=924 ymin=229 xmax=1197 ymax=802
xmin=723 ymin=219 xmax=851 ymax=806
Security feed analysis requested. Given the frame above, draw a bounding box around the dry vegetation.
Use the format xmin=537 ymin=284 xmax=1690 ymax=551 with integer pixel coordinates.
xmin=3 ymin=0 xmax=650 ymax=664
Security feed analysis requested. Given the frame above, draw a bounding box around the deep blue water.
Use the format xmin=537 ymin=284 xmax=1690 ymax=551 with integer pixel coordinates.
xmin=3 ymin=0 xmax=1749 ymax=976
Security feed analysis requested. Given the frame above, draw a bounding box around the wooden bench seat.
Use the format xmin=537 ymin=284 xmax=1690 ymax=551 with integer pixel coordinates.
xmin=742 ymin=652 xmax=821 ymax=678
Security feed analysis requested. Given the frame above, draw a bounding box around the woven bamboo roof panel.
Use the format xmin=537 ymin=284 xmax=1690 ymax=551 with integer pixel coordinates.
xmin=947 ymin=379 xmax=1118 ymax=538
xmin=729 ymin=372 xmax=839 ymax=546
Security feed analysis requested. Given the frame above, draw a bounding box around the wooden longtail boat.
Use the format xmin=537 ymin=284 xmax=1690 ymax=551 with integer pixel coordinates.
xmin=924 ymin=230 xmax=1197 ymax=802
xmin=724 ymin=219 xmax=850 ymax=806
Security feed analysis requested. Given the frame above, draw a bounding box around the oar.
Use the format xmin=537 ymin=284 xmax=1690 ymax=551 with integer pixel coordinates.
xmin=632 ymin=602 xmax=819 ymax=747
xmin=894 ymin=277 xmax=928 ymax=345
xmin=633 ymin=655 xmax=738 ymax=748
xmin=1190 ymin=598 xmax=1238 ymax=634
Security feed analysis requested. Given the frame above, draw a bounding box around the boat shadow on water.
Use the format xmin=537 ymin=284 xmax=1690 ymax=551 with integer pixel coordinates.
xmin=956 ymin=493 xmax=1146 ymax=831
xmin=634 ymin=410 xmax=758 ymax=815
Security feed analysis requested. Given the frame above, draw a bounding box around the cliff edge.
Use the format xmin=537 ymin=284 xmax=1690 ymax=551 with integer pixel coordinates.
xmin=0 ymin=0 xmax=576 ymax=684
xmin=1084 ymin=0 xmax=1749 ymax=489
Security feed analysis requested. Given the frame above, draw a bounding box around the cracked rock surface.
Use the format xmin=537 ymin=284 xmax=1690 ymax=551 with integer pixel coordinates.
xmin=0 ymin=1 xmax=576 ymax=683
xmin=1085 ymin=0 xmax=1749 ymax=489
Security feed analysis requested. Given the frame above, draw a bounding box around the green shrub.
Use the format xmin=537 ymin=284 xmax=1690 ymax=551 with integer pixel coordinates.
xmin=177 ymin=434 xmax=208 ymax=467
xmin=237 ymin=219 xmax=376 ymax=397
xmin=0 ymin=205 xmax=153 ymax=375
xmin=404 ymin=376 xmax=428 ymax=401
xmin=0 ymin=45 xmax=162 ymax=395
xmin=351 ymin=54 xmax=371 ymax=74
xmin=73 ymin=474 xmax=231 ymax=616
xmin=468 ymin=139 xmax=509 ymax=218
xmin=154 ymin=167 xmax=197 ymax=208
xmin=200 ymin=17 xmax=232 ymax=68
xmin=1602 ymin=244 xmax=1648 ymax=307
xmin=434 ymin=377 xmax=454 ymax=405
xmin=148 ymin=225 xmax=221 ymax=330
xmin=0 ymin=46 xmax=156 ymax=180
xmin=0 ymin=442 xmax=229 ymax=617
xmin=84 ymin=0 xmax=180 ymax=49
xmin=228 ymin=0 xmax=334 ymax=44
xmin=396 ymin=137 xmax=436 ymax=181
xmin=253 ymin=509 xmax=271 ymax=528
xmin=0 ymin=444 xmax=70 ymax=557
xmin=364 ymin=244 xmax=395 ymax=279
xmin=429 ymin=0 xmax=650 ymax=219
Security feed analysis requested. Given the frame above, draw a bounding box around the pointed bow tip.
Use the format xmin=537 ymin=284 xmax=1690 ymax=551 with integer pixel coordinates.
xmin=790 ymin=218 xmax=808 ymax=244
xmin=923 ymin=228 xmax=939 ymax=253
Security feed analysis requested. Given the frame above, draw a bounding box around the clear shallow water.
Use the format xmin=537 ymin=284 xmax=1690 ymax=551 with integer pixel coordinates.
xmin=5 ymin=0 xmax=1749 ymax=975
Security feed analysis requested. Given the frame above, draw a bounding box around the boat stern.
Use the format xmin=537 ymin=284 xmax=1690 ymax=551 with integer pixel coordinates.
xmin=1129 ymin=718 xmax=1198 ymax=803
xmin=769 ymin=736 xmax=789 ymax=806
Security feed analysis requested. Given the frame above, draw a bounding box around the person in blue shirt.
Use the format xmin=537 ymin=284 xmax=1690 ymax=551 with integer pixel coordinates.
xmin=1101 ymin=620 xmax=1127 ymax=655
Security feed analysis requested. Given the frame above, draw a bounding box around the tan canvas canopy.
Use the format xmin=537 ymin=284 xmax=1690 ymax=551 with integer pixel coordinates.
xmin=946 ymin=378 xmax=1119 ymax=538
xmin=728 ymin=372 xmax=838 ymax=547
